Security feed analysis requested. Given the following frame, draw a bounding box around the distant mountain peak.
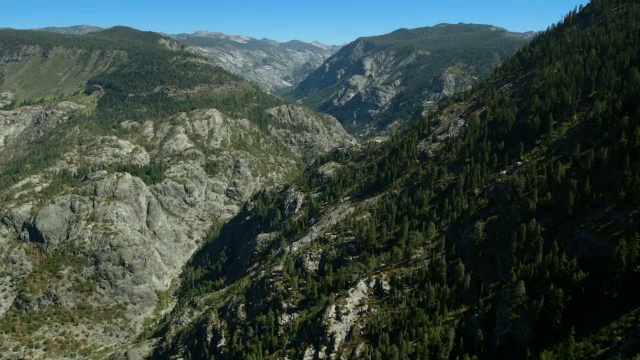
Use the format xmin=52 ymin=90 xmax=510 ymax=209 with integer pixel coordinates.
xmin=171 ymin=30 xmax=342 ymax=92
xmin=311 ymin=40 xmax=332 ymax=49
xmin=193 ymin=30 xmax=252 ymax=43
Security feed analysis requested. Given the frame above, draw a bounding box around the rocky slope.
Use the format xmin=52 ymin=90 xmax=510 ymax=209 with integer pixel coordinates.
xmin=0 ymin=27 xmax=354 ymax=359
xmin=173 ymin=31 xmax=340 ymax=93
xmin=152 ymin=1 xmax=640 ymax=359
xmin=292 ymin=23 xmax=533 ymax=135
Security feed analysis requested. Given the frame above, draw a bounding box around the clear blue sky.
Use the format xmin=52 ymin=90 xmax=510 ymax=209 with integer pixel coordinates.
xmin=2 ymin=0 xmax=588 ymax=45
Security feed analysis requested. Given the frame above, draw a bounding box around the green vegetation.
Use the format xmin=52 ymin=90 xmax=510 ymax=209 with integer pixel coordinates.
xmin=204 ymin=160 xmax=220 ymax=176
xmin=33 ymin=248 xmax=88 ymax=278
xmin=113 ymin=162 xmax=167 ymax=185
xmin=0 ymin=244 xmax=125 ymax=351
xmin=155 ymin=1 xmax=640 ymax=359
xmin=0 ymin=303 xmax=128 ymax=338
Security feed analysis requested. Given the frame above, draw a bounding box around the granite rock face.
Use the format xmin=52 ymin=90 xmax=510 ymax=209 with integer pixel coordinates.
xmin=0 ymin=98 xmax=354 ymax=358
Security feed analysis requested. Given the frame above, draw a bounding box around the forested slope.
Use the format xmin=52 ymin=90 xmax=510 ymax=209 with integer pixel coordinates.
xmin=154 ymin=1 xmax=640 ymax=359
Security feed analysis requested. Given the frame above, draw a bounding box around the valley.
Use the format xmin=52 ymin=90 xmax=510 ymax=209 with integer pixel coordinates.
xmin=1 ymin=1 xmax=639 ymax=359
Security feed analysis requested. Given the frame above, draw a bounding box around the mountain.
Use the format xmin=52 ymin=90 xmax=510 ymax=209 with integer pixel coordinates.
xmin=0 ymin=26 xmax=354 ymax=358
xmin=292 ymin=23 xmax=532 ymax=136
xmin=38 ymin=25 xmax=103 ymax=35
xmin=147 ymin=1 xmax=640 ymax=359
xmin=172 ymin=31 xmax=341 ymax=93
xmin=32 ymin=26 xmax=340 ymax=93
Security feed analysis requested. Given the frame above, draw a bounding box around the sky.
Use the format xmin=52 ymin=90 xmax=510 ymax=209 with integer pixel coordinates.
xmin=2 ymin=0 xmax=588 ymax=45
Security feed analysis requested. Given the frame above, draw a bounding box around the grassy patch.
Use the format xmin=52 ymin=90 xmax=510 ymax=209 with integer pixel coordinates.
xmin=0 ymin=47 xmax=125 ymax=102
xmin=0 ymin=302 xmax=128 ymax=338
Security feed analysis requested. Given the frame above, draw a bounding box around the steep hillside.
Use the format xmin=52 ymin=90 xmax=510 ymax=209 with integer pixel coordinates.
xmin=292 ymin=23 xmax=531 ymax=136
xmin=173 ymin=31 xmax=341 ymax=93
xmin=153 ymin=1 xmax=640 ymax=359
xmin=0 ymin=29 xmax=126 ymax=102
xmin=0 ymin=27 xmax=354 ymax=359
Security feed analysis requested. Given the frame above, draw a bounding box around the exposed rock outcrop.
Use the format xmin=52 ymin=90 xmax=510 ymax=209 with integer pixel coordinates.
xmin=0 ymin=100 xmax=354 ymax=358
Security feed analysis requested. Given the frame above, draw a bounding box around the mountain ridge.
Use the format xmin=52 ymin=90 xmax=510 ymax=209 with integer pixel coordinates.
xmin=292 ymin=22 xmax=532 ymax=137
